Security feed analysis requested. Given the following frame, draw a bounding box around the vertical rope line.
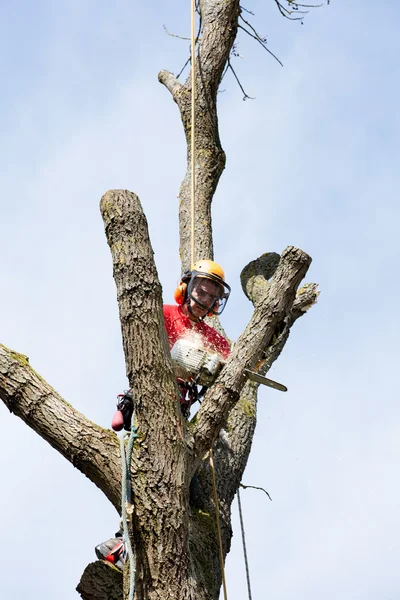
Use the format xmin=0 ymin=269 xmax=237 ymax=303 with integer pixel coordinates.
xmin=190 ymin=4 xmax=227 ymax=598
xmin=237 ymin=488 xmax=253 ymax=600
xmin=190 ymin=0 xmax=196 ymax=266
xmin=209 ymin=449 xmax=229 ymax=600
xmin=121 ymin=429 xmax=138 ymax=600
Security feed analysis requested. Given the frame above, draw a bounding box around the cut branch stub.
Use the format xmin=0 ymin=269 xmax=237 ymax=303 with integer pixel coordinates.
xmin=192 ymin=246 xmax=311 ymax=459
xmin=77 ymin=561 xmax=123 ymax=600
xmin=240 ymin=251 xmax=281 ymax=305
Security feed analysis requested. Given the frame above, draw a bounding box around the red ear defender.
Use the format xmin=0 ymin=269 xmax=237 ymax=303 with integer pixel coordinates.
xmin=174 ymin=282 xmax=187 ymax=305
xmin=174 ymin=270 xmax=192 ymax=305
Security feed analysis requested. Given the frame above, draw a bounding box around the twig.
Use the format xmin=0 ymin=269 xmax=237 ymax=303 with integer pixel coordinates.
xmin=240 ymin=483 xmax=272 ymax=501
xmin=288 ymin=0 xmax=324 ymax=7
xmin=163 ymin=25 xmax=191 ymax=41
xmin=228 ymin=58 xmax=255 ymax=101
xmin=176 ymin=57 xmax=191 ymax=80
xmin=238 ymin=23 xmax=283 ymax=67
xmin=240 ymin=5 xmax=255 ymax=15
xmin=274 ymin=0 xmax=308 ymax=19
xmin=274 ymin=0 xmax=325 ymax=20
xmin=275 ymin=0 xmax=308 ymax=21
xmin=220 ymin=62 xmax=229 ymax=85
xmin=175 ymin=12 xmax=202 ymax=80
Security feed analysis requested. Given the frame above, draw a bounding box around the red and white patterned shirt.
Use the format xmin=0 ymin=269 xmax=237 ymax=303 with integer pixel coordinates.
xmin=163 ymin=304 xmax=230 ymax=360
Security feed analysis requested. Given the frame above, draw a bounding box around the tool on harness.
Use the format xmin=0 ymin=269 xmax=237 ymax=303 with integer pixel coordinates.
xmin=177 ymin=377 xmax=207 ymax=418
xmin=112 ymin=390 xmax=134 ymax=431
xmin=171 ymin=338 xmax=287 ymax=392
xmin=95 ymin=530 xmax=126 ymax=570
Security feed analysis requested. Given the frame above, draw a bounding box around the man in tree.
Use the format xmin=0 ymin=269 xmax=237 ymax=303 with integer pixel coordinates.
xmin=96 ymin=259 xmax=232 ymax=568
xmin=0 ymin=0 xmax=322 ymax=593
xmin=112 ymin=259 xmax=231 ymax=431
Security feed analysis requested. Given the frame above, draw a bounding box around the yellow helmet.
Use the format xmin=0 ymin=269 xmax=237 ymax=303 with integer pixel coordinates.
xmin=191 ymin=260 xmax=226 ymax=283
xmin=174 ymin=259 xmax=231 ymax=316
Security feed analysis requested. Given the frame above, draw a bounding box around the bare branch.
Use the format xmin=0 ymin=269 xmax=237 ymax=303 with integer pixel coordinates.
xmin=238 ymin=22 xmax=283 ymax=67
xmin=240 ymin=5 xmax=255 ymax=16
xmin=228 ymin=58 xmax=255 ymax=100
xmin=172 ymin=12 xmax=202 ymax=81
xmin=240 ymin=483 xmax=272 ymax=501
xmin=288 ymin=0 xmax=324 ymax=7
xmin=274 ymin=0 xmax=307 ymax=20
xmin=0 ymin=344 xmax=122 ymax=511
xmin=161 ymin=0 xmax=240 ymax=269
xmin=176 ymin=57 xmax=191 ymax=80
xmin=163 ymin=24 xmax=191 ymax=41
xmin=158 ymin=69 xmax=184 ymax=102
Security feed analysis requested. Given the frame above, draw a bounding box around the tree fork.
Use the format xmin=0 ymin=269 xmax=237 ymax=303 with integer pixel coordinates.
xmin=0 ymin=0 xmax=321 ymax=596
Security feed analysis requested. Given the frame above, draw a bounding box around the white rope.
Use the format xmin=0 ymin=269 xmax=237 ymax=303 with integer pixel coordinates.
xmin=209 ymin=449 xmax=229 ymax=600
xmin=190 ymin=0 xmax=196 ymax=266
xmin=121 ymin=426 xmax=138 ymax=600
xmin=237 ymin=487 xmax=253 ymax=600
xmin=190 ymin=5 xmax=228 ymax=598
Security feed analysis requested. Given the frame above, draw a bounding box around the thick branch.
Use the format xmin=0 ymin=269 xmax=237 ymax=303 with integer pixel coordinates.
xmin=159 ymin=0 xmax=241 ymax=269
xmin=0 ymin=344 xmax=122 ymax=510
xmin=100 ymin=189 xmax=194 ymax=598
xmin=192 ymin=245 xmax=311 ymax=461
xmin=77 ymin=561 xmax=123 ymax=600
xmin=158 ymin=70 xmax=183 ymax=102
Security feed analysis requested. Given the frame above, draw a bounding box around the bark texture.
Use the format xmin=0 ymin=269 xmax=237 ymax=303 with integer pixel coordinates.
xmin=0 ymin=1 xmax=320 ymax=599
xmin=77 ymin=562 xmax=123 ymax=600
xmin=0 ymin=345 xmax=122 ymax=510
xmin=159 ymin=0 xmax=241 ymax=269
xmin=96 ymin=190 xmax=314 ymax=600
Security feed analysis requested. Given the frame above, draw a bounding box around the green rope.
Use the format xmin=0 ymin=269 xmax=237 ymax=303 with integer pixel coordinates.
xmin=120 ymin=421 xmax=139 ymax=600
xmin=237 ymin=488 xmax=253 ymax=600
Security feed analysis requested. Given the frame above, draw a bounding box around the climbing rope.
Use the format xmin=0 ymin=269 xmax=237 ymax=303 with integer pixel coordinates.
xmin=190 ymin=0 xmax=196 ymax=266
xmin=120 ymin=422 xmax=139 ymax=600
xmin=190 ymin=5 xmax=227 ymax=598
xmin=237 ymin=487 xmax=253 ymax=600
xmin=209 ymin=449 xmax=229 ymax=600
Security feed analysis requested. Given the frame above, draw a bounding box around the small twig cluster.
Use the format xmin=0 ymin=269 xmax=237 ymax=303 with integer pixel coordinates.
xmin=274 ymin=0 xmax=325 ymax=22
xmin=164 ymin=0 xmax=329 ymax=97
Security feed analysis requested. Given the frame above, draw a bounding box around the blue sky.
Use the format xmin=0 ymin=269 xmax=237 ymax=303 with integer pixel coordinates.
xmin=1 ymin=1 xmax=399 ymax=599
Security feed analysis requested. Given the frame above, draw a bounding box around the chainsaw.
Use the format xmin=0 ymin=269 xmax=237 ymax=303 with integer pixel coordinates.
xmin=170 ymin=337 xmax=287 ymax=392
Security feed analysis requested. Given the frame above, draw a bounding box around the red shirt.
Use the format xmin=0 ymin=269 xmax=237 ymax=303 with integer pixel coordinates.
xmin=163 ymin=305 xmax=230 ymax=360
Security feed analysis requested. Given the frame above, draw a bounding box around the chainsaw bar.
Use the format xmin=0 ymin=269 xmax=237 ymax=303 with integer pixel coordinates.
xmin=245 ymin=370 xmax=287 ymax=392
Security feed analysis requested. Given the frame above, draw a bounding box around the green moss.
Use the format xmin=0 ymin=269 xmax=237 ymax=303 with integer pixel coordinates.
xmin=195 ymin=509 xmax=213 ymax=526
xmin=190 ymin=508 xmax=218 ymax=590
xmin=188 ymin=413 xmax=198 ymax=429
xmin=9 ymin=350 xmax=30 ymax=367
xmin=236 ymin=396 xmax=256 ymax=418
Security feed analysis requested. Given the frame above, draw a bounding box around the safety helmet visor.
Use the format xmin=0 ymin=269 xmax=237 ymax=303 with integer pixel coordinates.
xmin=187 ymin=272 xmax=231 ymax=316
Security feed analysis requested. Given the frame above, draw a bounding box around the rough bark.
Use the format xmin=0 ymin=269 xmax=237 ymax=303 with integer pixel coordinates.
xmin=101 ymin=189 xmax=194 ymax=599
xmin=96 ymin=191 xmax=313 ymax=600
xmin=0 ymin=1 xmax=321 ymax=598
xmin=0 ymin=345 xmax=122 ymax=511
xmin=159 ymin=0 xmax=241 ymax=269
xmin=77 ymin=562 xmax=123 ymax=600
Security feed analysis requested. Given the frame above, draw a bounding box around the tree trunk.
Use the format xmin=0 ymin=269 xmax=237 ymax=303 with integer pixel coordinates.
xmin=0 ymin=1 xmax=321 ymax=598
